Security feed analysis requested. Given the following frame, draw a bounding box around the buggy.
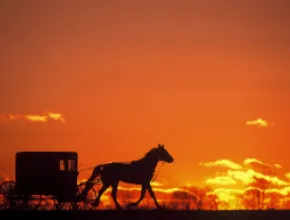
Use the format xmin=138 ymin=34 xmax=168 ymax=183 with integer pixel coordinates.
xmin=0 ymin=151 xmax=98 ymax=211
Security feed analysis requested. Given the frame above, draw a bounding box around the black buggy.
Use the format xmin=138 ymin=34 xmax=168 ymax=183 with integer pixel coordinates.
xmin=0 ymin=151 xmax=97 ymax=211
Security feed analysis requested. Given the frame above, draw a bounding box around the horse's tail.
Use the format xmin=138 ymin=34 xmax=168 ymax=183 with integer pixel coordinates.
xmin=81 ymin=164 xmax=104 ymax=196
xmin=89 ymin=164 xmax=104 ymax=181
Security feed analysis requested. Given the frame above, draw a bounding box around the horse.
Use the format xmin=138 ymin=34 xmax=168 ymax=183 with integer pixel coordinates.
xmin=80 ymin=144 xmax=174 ymax=210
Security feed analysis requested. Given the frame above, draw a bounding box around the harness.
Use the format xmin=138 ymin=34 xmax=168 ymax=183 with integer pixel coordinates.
xmin=152 ymin=161 xmax=165 ymax=182
xmin=78 ymin=166 xmax=96 ymax=172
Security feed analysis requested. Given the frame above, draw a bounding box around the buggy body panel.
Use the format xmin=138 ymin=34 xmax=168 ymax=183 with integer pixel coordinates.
xmin=15 ymin=151 xmax=78 ymax=200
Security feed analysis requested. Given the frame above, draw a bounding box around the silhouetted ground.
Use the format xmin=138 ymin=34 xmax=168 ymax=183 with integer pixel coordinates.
xmin=1 ymin=210 xmax=290 ymax=220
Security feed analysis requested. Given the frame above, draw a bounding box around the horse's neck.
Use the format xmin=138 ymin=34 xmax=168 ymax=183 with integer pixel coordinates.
xmin=135 ymin=156 xmax=159 ymax=171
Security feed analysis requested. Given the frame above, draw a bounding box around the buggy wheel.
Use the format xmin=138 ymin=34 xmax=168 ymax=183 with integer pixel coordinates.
xmin=19 ymin=195 xmax=40 ymax=211
xmin=54 ymin=199 xmax=77 ymax=211
xmin=75 ymin=182 xmax=97 ymax=210
xmin=0 ymin=181 xmax=21 ymax=210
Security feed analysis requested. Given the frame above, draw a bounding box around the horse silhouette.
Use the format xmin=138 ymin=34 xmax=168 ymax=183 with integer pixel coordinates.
xmin=80 ymin=144 xmax=174 ymax=209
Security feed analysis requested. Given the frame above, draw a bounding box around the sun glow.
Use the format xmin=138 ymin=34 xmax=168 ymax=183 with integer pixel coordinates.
xmin=3 ymin=156 xmax=290 ymax=210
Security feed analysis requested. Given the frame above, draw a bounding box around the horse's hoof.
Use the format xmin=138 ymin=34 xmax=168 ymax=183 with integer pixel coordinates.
xmin=91 ymin=201 xmax=99 ymax=207
xmin=157 ymin=206 xmax=165 ymax=210
xmin=126 ymin=203 xmax=138 ymax=210
xmin=116 ymin=206 xmax=123 ymax=210
xmin=126 ymin=204 xmax=132 ymax=209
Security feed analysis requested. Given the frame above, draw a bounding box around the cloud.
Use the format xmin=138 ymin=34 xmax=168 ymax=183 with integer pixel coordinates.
xmin=274 ymin=164 xmax=282 ymax=169
xmin=228 ymin=169 xmax=289 ymax=186
xmin=205 ymin=176 xmax=237 ymax=185
xmin=285 ymin=173 xmax=290 ymax=180
xmin=199 ymin=157 xmax=290 ymax=209
xmin=212 ymin=188 xmax=243 ymax=203
xmin=265 ymin=187 xmax=290 ymax=196
xmin=25 ymin=115 xmax=49 ymax=122
xmin=212 ymin=186 xmax=289 ymax=204
xmin=116 ymin=185 xmax=186 ymax=195
xmin=199 ymin=159 xmax=242 ymax=170
xmin=227 ymin=170 xmax=256 ymax=185
xmin=0 ymin=112 xmax=65 ymax=123
xmin=244 ymin=158 xmax=272 ymax=171
xmin=213 ymin=188 xmax=243 ymax=196
xmin=246 ymin=118 xmax=269 ymax=127
xmin=47 ymin=113 xmax=66 ymax=123
xmin=151 ymin=181 xmax=164 ymax=187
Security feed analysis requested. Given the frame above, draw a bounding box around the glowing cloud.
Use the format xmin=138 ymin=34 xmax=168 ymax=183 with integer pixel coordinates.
xmin=265 ymin=187 xmax=290 ymax=196
xmin=227 ymin=170 xmax=255 ymax=185
xmin=150 ymin=181 xmax=164 ymax=187
xmin=205 ymin=176 xmax=237 ymax=185
xmin=0 ymin=112 xmax=65 ymax=123
xmin=244 ymin=158 xmax=272 ymax=170
xmin=212 ymin=188 xmax=243 ymax=203
xmin=48 ymin=113 xmax=66 ymax=123
xmin=246 ymin=118 xmax=269 ymax=127
xmin=274 ymin=164 xmax=282 ymax=169
xmin=285 ymin=173 xmax=290 ymax=180
xmin=199 ymin=159 xmax=242 ymax=170
xmin=228 ymin=169 xmax=289 ymax=186
xmin=25 ymin=115 xmax=48 ymax=122
xmin=112 ymin=185 xmax=190 ymax=197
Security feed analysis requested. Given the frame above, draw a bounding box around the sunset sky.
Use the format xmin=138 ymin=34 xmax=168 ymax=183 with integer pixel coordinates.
xmin=1 ymin=1 xmax=290 ymax=208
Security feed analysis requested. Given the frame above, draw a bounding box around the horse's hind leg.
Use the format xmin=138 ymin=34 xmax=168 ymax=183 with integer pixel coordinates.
xmin=111 ymin=182 xmax=122 ymax=210
xmin=91 ymin=182 xmax=110 ymax=207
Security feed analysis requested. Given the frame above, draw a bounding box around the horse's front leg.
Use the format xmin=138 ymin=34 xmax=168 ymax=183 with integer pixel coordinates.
xmin=127 ymin=184 xmax=147 ymax=208
xmin=147 ymin=184 xmax=162 ymax=209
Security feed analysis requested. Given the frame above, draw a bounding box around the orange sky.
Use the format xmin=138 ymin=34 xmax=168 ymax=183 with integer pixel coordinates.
xmin=1 ymin=0 xmax=290 ymax=202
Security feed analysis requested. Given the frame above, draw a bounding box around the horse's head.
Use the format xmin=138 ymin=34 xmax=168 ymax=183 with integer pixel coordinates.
xmin=155 ymin=144 xmax=174 ymax=163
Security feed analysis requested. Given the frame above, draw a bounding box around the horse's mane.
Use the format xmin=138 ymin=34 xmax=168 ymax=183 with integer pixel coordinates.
xmin=143 ymin=147 xmax=158 ymax=159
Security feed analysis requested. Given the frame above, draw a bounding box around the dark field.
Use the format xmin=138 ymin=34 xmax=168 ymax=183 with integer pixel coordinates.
xmin=1 ymin=210 xmax=290 ymax=220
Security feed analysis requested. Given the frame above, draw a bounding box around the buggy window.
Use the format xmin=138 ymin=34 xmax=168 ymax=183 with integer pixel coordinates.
xmin=59 ymin=160 xmax=65 ymax=171
xmin=59 ymin=159 xmax=76 ymax=171
xmin=68 ymin=159 xmax=76 ymax=171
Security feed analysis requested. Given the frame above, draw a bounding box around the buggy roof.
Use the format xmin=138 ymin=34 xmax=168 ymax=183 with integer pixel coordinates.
xmin=16 ymin=151 xmax=78 ymax=160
